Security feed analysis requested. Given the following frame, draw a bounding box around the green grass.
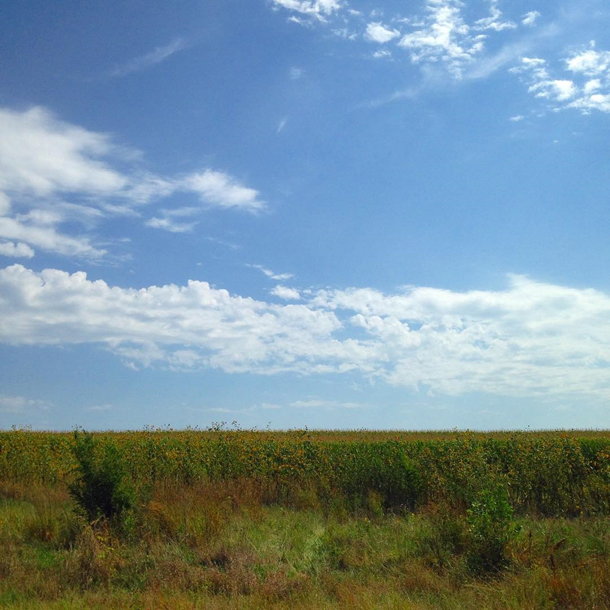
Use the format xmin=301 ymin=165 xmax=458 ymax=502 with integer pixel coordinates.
xmin=0 ymin=484 xmax=608 ymax=608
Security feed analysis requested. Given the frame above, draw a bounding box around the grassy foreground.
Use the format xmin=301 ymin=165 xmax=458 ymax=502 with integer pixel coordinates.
xmin=0 ymin=429 xmax=609 ymax=608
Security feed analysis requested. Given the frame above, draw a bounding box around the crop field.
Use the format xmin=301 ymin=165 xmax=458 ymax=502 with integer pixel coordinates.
xmin=0 ymin=428 xmax=609 ymax=608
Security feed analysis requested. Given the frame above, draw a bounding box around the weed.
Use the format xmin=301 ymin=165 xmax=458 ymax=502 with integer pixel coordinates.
xmin=68 ymin=431 xmax=137 ymax=530
xmin=466 ymin=484 xmax=518 ymax=575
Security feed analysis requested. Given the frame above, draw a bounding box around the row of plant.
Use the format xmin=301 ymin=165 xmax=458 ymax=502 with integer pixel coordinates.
xmin=1 ymin=429 xmax=608 ymax=517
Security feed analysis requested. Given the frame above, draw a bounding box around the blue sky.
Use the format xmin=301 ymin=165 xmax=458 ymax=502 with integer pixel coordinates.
xmin=1 ymin=0 xmax=609 ymax=430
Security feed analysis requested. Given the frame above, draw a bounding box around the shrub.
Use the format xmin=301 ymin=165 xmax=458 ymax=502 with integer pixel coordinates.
xmin=68 ymin=431 xmax=137 ymax=528
xmin=466 ymin=484 xmax=517 ymax=575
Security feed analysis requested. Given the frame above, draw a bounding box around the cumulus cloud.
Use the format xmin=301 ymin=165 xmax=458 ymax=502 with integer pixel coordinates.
xmin=398 ymin=0 xmax=487 ymax=78
xmin=271 ymin=285 xmax=302 ymax=300
xmin=565 ymin=47 xmax=610 ymax=76
xmin=270 ymin=0 xmax=544 ymax=82
xmin=271 ymin=0 xmax=342 ymax=21
xmin=510 ymin=45 xmax=610 ymax=114
xmin=0 ymin=241 xmax=35 ymax=258
xmin=0 ymin=106 xmax=266 ymax=255
xmin=365 ymin=22 xmax=400 ymax=44
xmin=0 ymin=264 xmax=343 ymax=375
xmin=1 ymin=265 xmax=610 ymax=402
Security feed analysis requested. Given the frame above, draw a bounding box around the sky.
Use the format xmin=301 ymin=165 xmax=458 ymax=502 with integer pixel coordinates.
xmin=1 ymin=0 xmax=609 ymax=430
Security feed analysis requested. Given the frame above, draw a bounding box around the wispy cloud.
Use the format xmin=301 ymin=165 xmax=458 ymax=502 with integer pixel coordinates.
xmin=290 ymin=399 xmax=367 ymax=409
xmin=472 ymin=0 xmax=515 ymax=32
xmin=145 ymin=216 xmax=197 ymax=233
xmin=109 ymin=38 xmax=188 ymax=78
xmin=0 ymin=394 xmax=50 ymax=413
xmin=248 ymin=264 xmax=294 ymax=281
xmin=87 ymin=403 xmax=113 ymax=412
xmin=522 ymin=11 xmax=541 ymax=27
xmin=0 ymin=106 xmax=266 ymax=254
xmin=183 ymin=170 xmax=266 ymax=212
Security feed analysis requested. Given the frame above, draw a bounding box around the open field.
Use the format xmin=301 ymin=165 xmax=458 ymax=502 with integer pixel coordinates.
xmin=0 ymin=429 xmax=609 ymax=608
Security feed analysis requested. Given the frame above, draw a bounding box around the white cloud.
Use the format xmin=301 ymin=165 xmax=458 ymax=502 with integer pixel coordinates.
xmin=365 ymin=22 xmax=400 ymax=44
xmin=529 ymin=78 xmax=576 ymax=101
xmin=398 ymin=0 xmax=487 ymax=78
xmin=0 ymin=264 xmax=342 ymax=375
xmin=0 ymin=106 xmax=266 ymax=256
xmin=269 ymin=0 xmax=542 ymax=83
xmin=248 ymin=264 xmax=294 ymax=281
xmin=509 ymin=114 xmax=524 ymax=121
xmin=109 ymin=38 xmax=188 ymax=78
xmin=0 ymin=394 xmax=50 ymax=413
xmin=0 ymin=107 xmax=127 ymax=199
xmin=521 ymin=11 xmax=540 ymax=27
xmin=271 ymin=285 xmax=302 ymax=300
xmin=565 ymin=47 xmax=610 ymax=76
xmin=145 ymin=216 xmax=197 ymax=233
xmin=372 ymin=49 xmax=392 ymax=60
xmin=583 ymin=79 xmax=602 ymax=94
xmin=0 ymin=241 xmax=35 ymax=258
xmin=290 ymin=399 xmax=367 ymax=409
xmin=567 ymin=93 xmax=610 ymax=114
xmin=464 ymin=39 xmax=532 ymax=80
xmin=473 ymin=1 xmax=516 ymax=32
xmin=511 ymin=47 xmax=610 ymax=114
xmin=87 ymin=403 xmax=113 ymax=412
xmin=2 ymin=265 xmax=610 ymax=402
xmin=289 ymin=67 xmax=304 ymax=79
xmin=271 ymin=0 xmax=342 ymax=21
xmin=331 ymin=27 xmax=358 ymax=40
xmin=0 ymin=193 xmax=11 ymax=215
xmin=182 ymin=170 xmax=265 ymax=212
xmin=0 ymin=215 xmax=106 ymax=258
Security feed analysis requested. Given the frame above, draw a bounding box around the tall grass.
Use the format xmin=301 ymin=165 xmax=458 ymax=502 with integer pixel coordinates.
xmin=0 ymin=428 xmax=609 ymax=607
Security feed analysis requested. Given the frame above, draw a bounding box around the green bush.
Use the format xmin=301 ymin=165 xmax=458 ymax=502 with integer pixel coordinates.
xmin=68 ymin=431 xmax=137 ymax=527
xmin=466 ymin=484 xmax=517 ymax=575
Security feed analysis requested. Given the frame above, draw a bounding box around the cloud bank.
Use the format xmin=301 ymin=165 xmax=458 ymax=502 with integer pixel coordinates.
xmin=2 ymin=264 xmax=609 ymax=402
